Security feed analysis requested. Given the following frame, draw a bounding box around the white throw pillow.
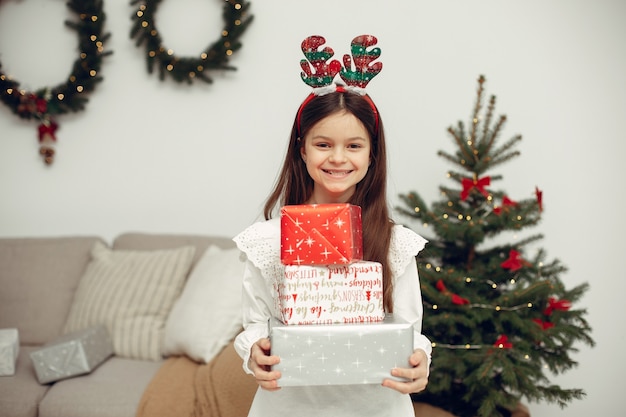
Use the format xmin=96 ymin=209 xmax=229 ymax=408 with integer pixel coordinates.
xmin=63 ymin=242 xmax=196 ymax=361
xmin=163 ymin=245 xmax=245 ymax=363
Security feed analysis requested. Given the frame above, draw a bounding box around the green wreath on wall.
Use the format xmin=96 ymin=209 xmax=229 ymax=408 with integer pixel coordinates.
xmin=130 ymin=0 xmax=254 ymax=84
xmin=0 ymin=0 xmax=111 ymax=165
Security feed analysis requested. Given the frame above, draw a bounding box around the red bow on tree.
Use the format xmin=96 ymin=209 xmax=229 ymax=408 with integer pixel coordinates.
xmin=460 ymin=176 xmax=491 ymax=200
xmin=535 ymin=186 xmax=543 ymax=212
xmin=436 ymin=279 xmax=470 ymax=305
xmin=493 ymin=334 xmax=513 ymax=348
xmin=493 ymin=195 xmax=518 ymax=215
xmin=500 ymin=249 xmax=531 ymax=272
xmin=543 ymin=297 xmax=571 ymax=316
xmin=532 ymin=318 xmax=555 ymax=330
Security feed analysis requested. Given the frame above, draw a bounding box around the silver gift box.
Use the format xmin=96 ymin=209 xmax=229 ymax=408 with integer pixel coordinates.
xmin=30 ymin=325 xmax=113 ymax=384
xmin=0 ymin=328 xmax=19 ymax=376
xmin=270 ymin=315 xmax=413 ymax=386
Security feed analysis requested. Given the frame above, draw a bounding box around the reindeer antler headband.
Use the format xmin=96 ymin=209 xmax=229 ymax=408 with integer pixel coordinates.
xmin=296 ymin=35 xmax=383 ymax=135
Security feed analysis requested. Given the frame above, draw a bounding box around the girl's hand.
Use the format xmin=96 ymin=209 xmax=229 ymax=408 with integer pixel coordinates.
xmin=381 ymin=348 xmax=429 ymax=394
xmin=249 ymin=338 xmax=282 ymax=391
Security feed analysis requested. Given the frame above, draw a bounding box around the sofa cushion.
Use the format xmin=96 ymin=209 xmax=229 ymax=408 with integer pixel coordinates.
xmin=63 ymin=242 xmax=195 ymax=361
xmin=0 ymin=236 xmax=105 ymax=345
xmin=163 ymin=245 xmax=245 ymax=363
xmin=0 ymin=346 xmax=51 ymax=417
xmin=38 ymin=356 xmax=163 ymax=417
xmin=112 ymin=232 xmax=236 ymax=266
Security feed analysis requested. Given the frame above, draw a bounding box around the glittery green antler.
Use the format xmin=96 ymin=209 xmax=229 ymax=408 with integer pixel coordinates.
xmin=339 ymin=35 xmax=382 ymax=88
xmin=300 ymin=36 xmax=342 ymax=88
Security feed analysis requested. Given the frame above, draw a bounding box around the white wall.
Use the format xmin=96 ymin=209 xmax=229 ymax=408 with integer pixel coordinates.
xmin=1 ymin=0 xmax=624 ymax=415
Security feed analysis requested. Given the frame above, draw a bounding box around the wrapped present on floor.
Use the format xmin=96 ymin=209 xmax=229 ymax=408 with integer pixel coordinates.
xmin=30 ymin=325 xmax=113 ymax=384
xmin=0 ymin=328 xmax=19 ymax=376
xmin=280 ymin=204 xmax=363 ymax=265
xmin=278 ymin=261 xmax=385 ymax=325
xmin=270 ymin=315 xmax=413 ymax=386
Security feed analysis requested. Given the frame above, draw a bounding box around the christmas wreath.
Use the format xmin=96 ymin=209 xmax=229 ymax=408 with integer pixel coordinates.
xmin=130 ymin=0 xmax=253 ymax=84
xmin=0 ymin=0 xmax=111 ymax=165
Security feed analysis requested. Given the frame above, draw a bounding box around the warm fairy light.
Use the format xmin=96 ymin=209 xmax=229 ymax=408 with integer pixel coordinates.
xmin=443 ymin=214 xmax=449 ymax=219
xmin=425 ymin=263 xmax=432 ymax=269
xmin=433 ymin=305 xmax=438 ymax=310
xmin=495 ymin=306 xmax=501 ymax=311
xmin=435 ymin=266 xmax=442 ymax=272
xmin=76 ymin=86 xmax=83 ymax=92
xmin=527 ymin=303 xmax=533 ymax=308
xmin=89 ymin=70 xmax=96 ymax=77
xmin=466 ymin=215 xmax=472 ymax=221
xmin=510 ymin=279 xmax=516 ymax=284
xmin=457 ymin=214 xmax=463 ymax=220
xmin=415 ymin=206 xmax=420 ymax=212
xmin=57 ymin=93 xmax=65 ymax=100
xmin=167 ymin=49 xmax=174 ymax=55
xmin=166 ymin=64 xmax=173 ymax=71
xmin=235 ymin=3 xmax=242 ymax=9
xmin=465 ymin=277 xmax=472 ymax=283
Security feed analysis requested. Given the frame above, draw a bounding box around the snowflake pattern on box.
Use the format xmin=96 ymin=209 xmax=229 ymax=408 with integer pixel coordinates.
xmin=0 ymin=328 xmax=19 ymax=376
xmin=30 ymin=325 xmax=113 ymax=384
xmin=280 ymin=204 xmax=363 ymax=265
xmin=278 ymin=261 xmax=384 ymax=325
xmin=270 ymin=315 xmax=412 ymax=386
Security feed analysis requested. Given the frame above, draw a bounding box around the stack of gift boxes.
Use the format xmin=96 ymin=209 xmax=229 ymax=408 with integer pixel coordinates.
xmin=271 ymin=203 xmax=413 ymax=386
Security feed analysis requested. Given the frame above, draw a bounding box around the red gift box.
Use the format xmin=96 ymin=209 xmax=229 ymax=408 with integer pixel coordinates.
xmin=280 ymin=204 xmax=363 ymax=265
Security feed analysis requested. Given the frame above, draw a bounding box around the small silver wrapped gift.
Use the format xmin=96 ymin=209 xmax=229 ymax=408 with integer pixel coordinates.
xmin=270 ymin=315 xmax=413 ymax=386
xmin=0 ymin=328 xmax=19 ymax=376
xmin=30 ymin=325 xmax=113 ymax=384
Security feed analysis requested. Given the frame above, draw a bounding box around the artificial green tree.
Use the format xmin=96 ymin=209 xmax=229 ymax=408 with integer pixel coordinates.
xmin=397 ymin=75 xmax=594 ymax=417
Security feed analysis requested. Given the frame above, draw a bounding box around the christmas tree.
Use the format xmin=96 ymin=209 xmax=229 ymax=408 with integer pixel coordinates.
xmin=397 ymin=75 xmax=595 ymax=417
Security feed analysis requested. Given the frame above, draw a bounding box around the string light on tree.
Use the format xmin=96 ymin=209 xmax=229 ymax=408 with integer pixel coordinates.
xmin=397 ymin=75 xmax=594 ymax=417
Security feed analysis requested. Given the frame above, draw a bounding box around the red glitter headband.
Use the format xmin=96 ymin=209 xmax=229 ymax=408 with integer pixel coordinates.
xmin=296 ymin=35 xmax=382 ymax=136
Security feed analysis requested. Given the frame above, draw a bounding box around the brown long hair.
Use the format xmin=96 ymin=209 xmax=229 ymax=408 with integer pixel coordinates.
xmin=263 ymin=88 xmax=396 ymax=312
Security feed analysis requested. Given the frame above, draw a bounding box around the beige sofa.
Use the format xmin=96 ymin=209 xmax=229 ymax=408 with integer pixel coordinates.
xmin=0 ymin=233 xmax=259 ymax=417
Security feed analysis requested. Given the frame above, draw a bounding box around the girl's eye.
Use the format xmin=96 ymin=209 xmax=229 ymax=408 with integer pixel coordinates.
xmin=348 ymin=143 xmax=363 ymax=149
xmin=315 ymin=143 xmax=331 ymax=148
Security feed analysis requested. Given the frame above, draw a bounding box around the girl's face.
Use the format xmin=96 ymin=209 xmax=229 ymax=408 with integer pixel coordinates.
xmin=300 ymin=110 xmax=371 ymax=204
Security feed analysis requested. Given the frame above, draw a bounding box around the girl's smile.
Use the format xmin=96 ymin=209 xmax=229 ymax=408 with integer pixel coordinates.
xmin=300 ymin=110 xmax=371 ymax=204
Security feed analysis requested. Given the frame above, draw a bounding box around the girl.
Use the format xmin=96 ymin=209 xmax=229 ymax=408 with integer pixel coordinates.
xmin=233 ymin=35 xmax=431 ymax=417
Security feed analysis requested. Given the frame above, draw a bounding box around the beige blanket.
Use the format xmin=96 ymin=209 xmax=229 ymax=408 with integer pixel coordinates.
xmin=136 ymin=341 xmax=257 ymax=417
